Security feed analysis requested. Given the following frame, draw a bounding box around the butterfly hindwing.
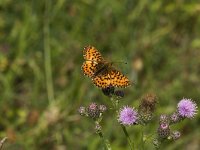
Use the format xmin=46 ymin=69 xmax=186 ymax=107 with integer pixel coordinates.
xmin=92 ymin=70 xmax=111 ymax=89
xmin=92 ymin=69 xmax=130 ymax=88
xmin=110 ymin=70 xmax=130 ymax=88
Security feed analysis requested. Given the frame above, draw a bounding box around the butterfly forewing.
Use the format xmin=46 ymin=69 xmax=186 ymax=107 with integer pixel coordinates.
xmin=83 ymin=45 xmax=103 ymax=62
xmin=81 ymin=61 xmax=98 ymax=77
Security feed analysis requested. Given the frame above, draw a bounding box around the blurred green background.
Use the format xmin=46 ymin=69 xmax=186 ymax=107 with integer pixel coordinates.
xmin=0 ymin=0 xmax=200 ymax=149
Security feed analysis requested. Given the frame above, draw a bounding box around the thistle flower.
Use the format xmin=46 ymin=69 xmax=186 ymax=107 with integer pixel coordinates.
xmin=177 ymin=98 xmax=198 ymax=118
xmin=118 ymin=106 xmax=138 ymax=125
xmin=87 ymin=103 xmax=100 ymax=119
xmin=157 ymin=123 xmax=170 ymax=139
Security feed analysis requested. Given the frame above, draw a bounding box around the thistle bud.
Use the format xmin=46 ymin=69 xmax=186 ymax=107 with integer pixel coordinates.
xmin=171 ymin=131 xmax=181 ymax=140
xmin=87 ymin=103 xmax=100 ymax=119
xmin=78 ymin=106 xmax=86 ymax=116
xmin=169 ymin=112 xmax=182 ymax=124
xmin=99 ymin=105 xmax=107 ymax=113
xmin=157 ymin=123 xmax=170 ymax=139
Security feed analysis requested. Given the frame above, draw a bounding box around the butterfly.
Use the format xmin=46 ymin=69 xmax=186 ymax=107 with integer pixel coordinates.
xmin=81 ymin=45 xmax=131 ymax=89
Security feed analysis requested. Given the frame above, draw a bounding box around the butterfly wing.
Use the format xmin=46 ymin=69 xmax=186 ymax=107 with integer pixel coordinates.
xmin=92 ymin=70 xmax=111 ymax=88
xmin=92 ymin=69 xmax=131 ymax=88
xmin=109 ymin=70 xmax=130 ymax=88
xmin=81 ymin=61 xmax=98 ymax=77
xmin=83 ymin=45 xmax=103 ymax=62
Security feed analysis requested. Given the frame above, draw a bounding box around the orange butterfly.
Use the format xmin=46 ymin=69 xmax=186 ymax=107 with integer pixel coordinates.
xmin=82 ymin=45 xmax=131 ymax=89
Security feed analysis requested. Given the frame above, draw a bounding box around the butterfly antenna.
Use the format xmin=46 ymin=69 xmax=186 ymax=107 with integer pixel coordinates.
xmin=112 ymin=61 xmax=128 ymax=65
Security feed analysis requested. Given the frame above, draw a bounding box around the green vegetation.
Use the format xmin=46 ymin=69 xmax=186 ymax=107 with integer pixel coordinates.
xmin=0 ymin=0 xmax=200 ymax=149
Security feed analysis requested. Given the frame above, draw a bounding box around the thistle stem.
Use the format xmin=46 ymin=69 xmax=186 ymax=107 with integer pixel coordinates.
xmin=98 ymin=131 xmax=112 ymax=150
xmin=110 ymin=97 xmax=134 ymax=150
xmin=141 ymin=126 xmax=144 ymax=150
xmin=44 ymin=0 xmax=55 ymax=103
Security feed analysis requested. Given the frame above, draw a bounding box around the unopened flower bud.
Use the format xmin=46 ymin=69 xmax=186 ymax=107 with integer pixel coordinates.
xmin=171 ymin=131 xmax=181 ymax=140
xmin=99 ymin=105 xmax=107 ymax=113
xmin=78 ymin=106 xmax=86 ymax=116
xmin=87 ymin=103 xmax=100 ymax=119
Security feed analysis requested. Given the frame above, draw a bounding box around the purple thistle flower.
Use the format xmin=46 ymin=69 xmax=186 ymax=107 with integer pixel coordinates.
xmin=160 ymin=123 xmax=169 ymax=130
xmin=118 ymin=106 xmax=138 ymax=125
xmin=177 ymin=98 xmax=198 ymax=118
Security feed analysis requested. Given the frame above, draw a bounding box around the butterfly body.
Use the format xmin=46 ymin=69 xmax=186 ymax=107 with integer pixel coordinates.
xmin=82 ymin=46 xmax=131 ymax=89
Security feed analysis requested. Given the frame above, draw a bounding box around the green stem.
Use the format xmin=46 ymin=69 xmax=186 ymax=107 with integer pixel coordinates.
xmin=141 ymin=126 xmax=144 ymax=150
xmin=121 ymin=124 xmax=134 ymax=150
xmin=110 ymin=97 xmax=134 ymax=150
xmin=44 ymin=0 xmax=55 ymax=103
xmin=98 ymin=131 xmax=112 ymax=150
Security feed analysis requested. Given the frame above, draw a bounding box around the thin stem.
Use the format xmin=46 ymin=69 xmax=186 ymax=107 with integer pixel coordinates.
xmin=141 ymin=126 xmax=144 ymax=150
xmin=98 ymin=131 xmax=112 ymax=150
xmin=44 ymin=0 xmax=55 ymax=103
xmin=110 ymin=97 xmax=134 ymax=150
xmin=121 ymin=124 xmax=134 ymax=150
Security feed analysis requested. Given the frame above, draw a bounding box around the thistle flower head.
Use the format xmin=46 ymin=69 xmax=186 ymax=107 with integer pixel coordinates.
xmin=170 ymin=112 xmax=182 ymax=124
xmin=159 ymin=114 xmax=169 ymax=124
xmin=138 ymin=93 xmax=157 ymax=125
xmin=177 ymin=98 xmax=198 ymax=118
xmin=139 ymin=93 xmax=157 ymax=112
xmin=118 ymin=106 xmax=138 ymax=125
xmin=87 ymin=102 xmax=100 ymax=119
xmin=157 ymin=123 xmax=170 ymax=139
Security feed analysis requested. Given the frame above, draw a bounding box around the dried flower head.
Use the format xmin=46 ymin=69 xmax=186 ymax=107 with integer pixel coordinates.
xmin=118 ymin=106 xmax=138 ymax=125
xmin=138 ymin=93 xmax=158 ymax=125
xmin=177 ymin=98 xmax=198 ymax=118
xmin=139 ymin=93 xmax=158 ymax=112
